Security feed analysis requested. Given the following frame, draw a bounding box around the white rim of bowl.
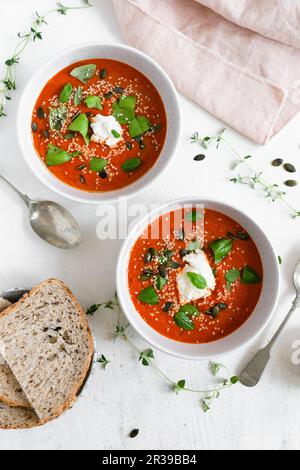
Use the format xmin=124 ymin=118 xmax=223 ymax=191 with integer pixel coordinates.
xmin=116 ymin=197 xmax=280 ymax=360
xmin=17 ymin=42 xmax=181 ymax=204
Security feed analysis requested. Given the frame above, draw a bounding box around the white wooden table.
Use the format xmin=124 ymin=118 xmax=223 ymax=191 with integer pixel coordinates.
xmin=0 ymin=0 xmax=300 ymax=451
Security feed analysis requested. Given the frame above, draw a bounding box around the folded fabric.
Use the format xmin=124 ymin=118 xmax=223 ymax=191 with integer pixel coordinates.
xmin=113 ymin=0 xmax=300 ymax=144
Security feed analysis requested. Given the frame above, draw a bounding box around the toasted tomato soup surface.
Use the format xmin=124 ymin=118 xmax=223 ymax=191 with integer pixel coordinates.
xmin=128 ymin=208 xmax=263 ymax=344
xmin=31 ymin=59 xmax=167 ymax=192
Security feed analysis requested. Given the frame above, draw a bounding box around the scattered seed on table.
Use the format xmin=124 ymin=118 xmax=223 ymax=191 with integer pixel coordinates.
xmin=285 ymin=180 xmax=298 ymax=187
xmin=271 ymin=158 xmax=283 ymax=167
xmin=129 ymin=429 xmax=139 ymax=439
xmin=284 ymin=163 xmax=296 ymax=173
xmin=194 ymin=154 xmax=206 ymax=161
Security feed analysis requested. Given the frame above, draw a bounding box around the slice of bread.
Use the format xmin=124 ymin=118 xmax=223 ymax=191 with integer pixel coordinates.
xmin=0 ymin=364 xmax=30 ymax=408
xmin=0 ymin=402 xmax=39 ymax=429
xmin=0 ymin=279 xmax=93 ymax=424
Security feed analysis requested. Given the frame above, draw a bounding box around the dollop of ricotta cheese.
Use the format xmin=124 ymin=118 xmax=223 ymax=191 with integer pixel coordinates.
xmin=176 ymin=250 xmax=216 ymax=305
xmin=90 ymin=114 xmax=123 ymax=147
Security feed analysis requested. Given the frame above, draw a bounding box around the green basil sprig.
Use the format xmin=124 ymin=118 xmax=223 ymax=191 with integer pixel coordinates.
xmin=210 ymin=238 xmax=232 ymax=263
xmin=138 ymin=286 xmax=159 ymax=305
xmin=46 ymin=144 xmax=72 ymax=166
xmin=70 ymin=64 xmax=96 ymax=84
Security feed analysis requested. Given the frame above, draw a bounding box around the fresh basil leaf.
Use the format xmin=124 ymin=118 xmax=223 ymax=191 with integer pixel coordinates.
xmin=174 ymin=310 xmax=194 ymax=331
xmin=84 ymin=95 xmax=102 ymax=110
xmin=179 ymin=304 xmax=200 ymax=317
xmin=90 ymin=157 xmax=107 ymax=172
xmin=70 ymin=64 xmax=96 ymax=84
xmin=138 ymin=286 xmax=159 ymax=305
xmin=59 ymin=82 xmax=73 ymax=103
xmin=187 ymin=272 xmax=207 ymax=290
xmin=68 ymin=113 xmax=89 ymax=144
xmin=74 ymin=86 xmax=83 ymax=106
xmin=129 ymin=116 xmax=151 ymax=138
xmin=112 ymin=102 xmax=135 ymax=124
xmin=241 ymin=266 xmax=261 ymax=284
xmin=156 ymin=275 xmax=167 ymax=291
xmin=225 ymin=268 xmax=240 ymax=289
xmin=49 ymin=105 xmax=67 ymax=131
xmin=119 ymin=95 xmax=136 ymax=110
xmin=185 ymin=210 xmax=202 ymax=223
xmin=46 ymin=144 xmax=72 ymax=166
xmin=121 ymin=158 xmax=142 ymax=172
xmin=210 ymin=238 xmax=232 ymax=263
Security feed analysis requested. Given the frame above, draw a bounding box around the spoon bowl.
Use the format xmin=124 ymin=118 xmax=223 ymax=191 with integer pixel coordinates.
xmin=293 ymin=260 xmax=300 ymax=291
xmin=29 ymin=201 xmax=82 ymax=249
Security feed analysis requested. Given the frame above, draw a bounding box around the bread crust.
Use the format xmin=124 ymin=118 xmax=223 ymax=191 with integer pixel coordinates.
xmin=0 ymin=279 xmax=94 ymax=427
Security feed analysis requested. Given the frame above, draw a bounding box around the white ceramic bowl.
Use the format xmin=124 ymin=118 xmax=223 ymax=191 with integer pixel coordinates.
xmin=17 ymin=43 xmax=180 ymax=204
xmin=117 ymin=198 xmax=280 ymax=359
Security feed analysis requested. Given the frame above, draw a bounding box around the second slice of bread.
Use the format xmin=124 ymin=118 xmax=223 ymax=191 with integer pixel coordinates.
xmin=0 ymin=279 xmax=93 ymax=424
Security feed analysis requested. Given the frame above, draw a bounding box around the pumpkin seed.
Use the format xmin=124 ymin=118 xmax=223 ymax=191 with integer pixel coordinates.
xmin=43 ymin=129 xmax=50 ymax=138
xmin=104 ymin=91 xmax=113 ymax=99
xmin=149 ymin=247 xmax=158 ymax=258
xmin=285 ymin=179 xmax=298 ymax=187
xmin=194 ymin=154 xmax=206 ymax=161
xmin=152 ymin=123 xmax=162 ymax=134
xmin=166 ymin=260 xmax=181 ymax=269
xmin=79 ymin=175 xmax=86 ymax=184
xmin=159 ymin=265 xmax=168 ymax=278
xmin=140 ymin=269 xmax=153 ymax=281
xmin=144 ymin=251 xmax=152 ymax=264
xmin=271 ymin=158 xmax=283 ymax=167
xmin=180 ymin=249 xmax=190 ymax=258
xmin=100 ymin=68 xmax=107 ymax=79
xmin=37 ymin=106 xmax=45 ymax=119
xmin=217 ymin=303 xmax=228 ymax=310
xmin=76 ymin=164 xmax=86 ymax=171
xmin=162 ymin=302 xmax=174 ymax=312
xmin=236 ymin=231 xmax=250 ymax=241
xmin=227 ymin=231 xmax=238 ymax=240
xmin=31 ymin=122 xmax=37 ymax=132
xmin=125 ymin=141 xmax=133 ymax=150
xmin=129 ymin=429 xmax=139 ymax=439
xmin=284 ymin=163 xmax=296 ymax=173
xmin=63 ymin=131 xmax=75 ymax=140
xmin=113 ymin=86 xmax=124 ymax=94
xmin=139 ymin=139 xmax=145 ymax=150
xmin=99 ymin=169 xmax=108 ymax=179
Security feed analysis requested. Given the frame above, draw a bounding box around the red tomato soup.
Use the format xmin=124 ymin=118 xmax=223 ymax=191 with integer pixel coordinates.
xmin=31 ymin=59 xmax=167 ymax=192
xmin=128 ymin=208 xmax=263 ymax=344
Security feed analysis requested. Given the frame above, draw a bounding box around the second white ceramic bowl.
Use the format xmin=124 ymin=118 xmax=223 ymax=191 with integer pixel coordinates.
xmin=17 ymin=43 xmax=180 ymax=204
xmin=117 ymin=198 xmax=280 ymax=360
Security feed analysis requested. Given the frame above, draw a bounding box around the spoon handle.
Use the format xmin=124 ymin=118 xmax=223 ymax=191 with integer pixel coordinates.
xmin=240 ymin=296 xmax=300 ymax=387
xmin=0 ymin=174 xmax=31 ymax=206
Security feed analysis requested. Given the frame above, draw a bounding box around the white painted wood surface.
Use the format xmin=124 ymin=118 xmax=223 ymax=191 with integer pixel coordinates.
xmin=0 ymin=0 xmax=300 ymax=450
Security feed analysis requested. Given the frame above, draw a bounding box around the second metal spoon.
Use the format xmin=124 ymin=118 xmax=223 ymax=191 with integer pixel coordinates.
xmin=240 ymin=259 xmax=300 ymax=387
xmin=0 ymin=173 xmax=82 ymax=249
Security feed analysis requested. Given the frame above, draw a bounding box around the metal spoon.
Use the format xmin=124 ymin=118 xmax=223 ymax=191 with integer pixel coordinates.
xmin=0 ymin=174 xmax=82 ymax=249
xmin=240 ymin=260 xmax=300 ymax=387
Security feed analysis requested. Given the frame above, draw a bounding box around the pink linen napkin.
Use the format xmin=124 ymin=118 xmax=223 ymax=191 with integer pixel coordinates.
xmin=113 ymin=0 xmax=300 ymax=144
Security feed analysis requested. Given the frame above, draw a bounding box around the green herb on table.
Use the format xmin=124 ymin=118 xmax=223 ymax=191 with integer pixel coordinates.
xmin=278 ymin=255 xmax=283 ymax=265
xmin=86 ymin=298 xmax=119 ymax=316
xmin=68 ymin=113 xmax=89 ymax=144
xmin=97 ymin=354 xmax=110 ymax=369
xmin=88 ymin=298 xmax=239 ymax=412
xmin=70 ymin=64 xmax=96 ymax=84
xmin=209 ymin=238 xmax=232 ymax=264
xmin=59 ymin=83 xmax=73 ymax=103
xmin=0 ymin=1 xmax=93 ymax=119
xmin=84 ymin=95 xmax=102 ymax=110
xmin=46 ymin=144 xmax=72 ymax=166
xmin=190 ymin=129 xmax=300 ymax=219
xmin=225 ymin=268 xmax=240 ymax=289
